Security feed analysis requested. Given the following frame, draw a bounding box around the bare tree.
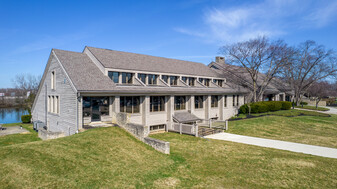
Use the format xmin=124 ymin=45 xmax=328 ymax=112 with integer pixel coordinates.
xmin=306 ymin=81 xmax=331 ymax=108
xmin=282 ymin=40 xmax=337 ymax=106
xmin=12 ymin=74 xmax=41 ymax=111
xmin=220 ymin=36 xmax=293 ymax=102
xmin=12 ymin=74 xmax=41 ymax=94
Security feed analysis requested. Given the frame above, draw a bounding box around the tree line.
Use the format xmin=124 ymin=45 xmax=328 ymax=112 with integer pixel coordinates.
xmin=220 ymin=36 xmax=337 ymax=105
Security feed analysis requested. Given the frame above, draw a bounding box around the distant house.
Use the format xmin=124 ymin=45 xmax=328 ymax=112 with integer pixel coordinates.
xmin=208 ymin=57 xmax=294 ymax=102
xmin=32 ymin=47 xmax=289 ymax=137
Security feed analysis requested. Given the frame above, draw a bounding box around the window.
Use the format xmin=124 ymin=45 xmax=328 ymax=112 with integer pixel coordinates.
xmin=148 ymin=74 xmax=158 ymax=85
xmin=138 ymin=73 xmax=146 ymax=84
xmin=170 ymin=76 xmax=178 ymax=86
xmin=174 ymin=96 xmax=186 ymax=110
xmin=195 ymin=96 xmax=203 ymax=109
xmin=48 ymin=95 xmax=59 ymax=114
xmin=108 ymin=71 xmax=120 ymax=83
xmin=211 ymin=95 xmax=218 ymax=107
xmin=182 ymin=77 xmax=187 ymax=83
xmin=150 ymin=124 xmax=165 ymax=132
xmin=210 ymin=65 xmax=219 ymax=70
xmin=233 ymin=95 xmax=235 ymax=106
xmin=188 ymin=77 xmax=195 ymax=86
xmin=55 ymin=96 xmax=59 ymax=114
xmin=237 ymin=95 xmax=239 ymax=106
xmin=224 ymin=95 xmax=227 ymax=107
xmin=120 ymin=96 xmax=140 ymax=113
xmin=150 ymin=96 xmax=165 ymax=112
xmin=214 ymin=79 xmax=223 ymax=87
xmin=204 ymin=79 xmax=210 ymax=86
xmin=122 ymin=73 xmax=133 ymax=84
xmin=51 ymin=71 xmax=56 ymax=90
xmin=162 ymin=75 xmax=168 ymax=83
xmin=199 ymin=78 xmax=210 ymax=86
xmin=48 ymin=96 xmax=51 ymax=112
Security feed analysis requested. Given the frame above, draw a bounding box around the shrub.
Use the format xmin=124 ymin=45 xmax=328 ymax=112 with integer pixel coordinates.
xmin=239 ymin=104 xmax=249 ymax=114
xmin=300 ymin=101 xmax=308 ymax=105
xmin=21 ymin=115 xmax=32 ymax=123
xmin=281 ymin=101 xmax=292 ymax=110
xmin=239 ymin=101 xmax=292 ymax=114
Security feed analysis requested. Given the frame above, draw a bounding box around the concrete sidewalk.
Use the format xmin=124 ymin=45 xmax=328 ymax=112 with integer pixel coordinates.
xmin=205 ymin=133 xmax=337 ymax=159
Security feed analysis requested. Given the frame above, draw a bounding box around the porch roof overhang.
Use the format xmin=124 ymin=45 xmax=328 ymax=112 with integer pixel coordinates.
xmin=78 ymin=85 xmax=250 ymax=96
xmin=173 ymin=111 xmax=202 ymax=123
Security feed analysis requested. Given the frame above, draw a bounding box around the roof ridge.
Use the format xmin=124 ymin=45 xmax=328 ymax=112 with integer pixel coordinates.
xmin=86 ymin=46 xmax=209 ymax=66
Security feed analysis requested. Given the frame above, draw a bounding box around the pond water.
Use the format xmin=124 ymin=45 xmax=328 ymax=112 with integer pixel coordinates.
xmin=0 ymin=108 xmax=29 ymax=124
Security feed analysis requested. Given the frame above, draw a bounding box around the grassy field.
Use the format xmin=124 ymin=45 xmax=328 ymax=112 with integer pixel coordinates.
xmin=218 ymin=110 xmax=337 ymax=148
xmin=295 ymin=105 xmax=330 ymax=111
xmin=0 ymin=126 xmax=336 ymax=188
xmin=0 ymin=123 xmax=40 ymax=147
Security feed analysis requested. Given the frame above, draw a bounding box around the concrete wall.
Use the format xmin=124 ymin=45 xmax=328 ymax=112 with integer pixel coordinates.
xmin=32 ymin=54 xmax=78 ymax=136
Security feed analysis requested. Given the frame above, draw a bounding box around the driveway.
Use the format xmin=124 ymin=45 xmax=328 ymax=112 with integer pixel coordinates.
xmin=205 ymin=133 xmax=337 ymax=159
xmin=0 ymin=126 xmax=29 ymax=136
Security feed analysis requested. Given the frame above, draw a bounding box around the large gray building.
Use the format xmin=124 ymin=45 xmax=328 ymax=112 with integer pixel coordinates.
xmin=32 ymin=46 xmax=287 ymax=137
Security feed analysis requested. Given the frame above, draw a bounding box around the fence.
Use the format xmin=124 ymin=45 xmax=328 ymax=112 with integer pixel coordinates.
xmin=168 ymin=122 xmax=198 ymax=137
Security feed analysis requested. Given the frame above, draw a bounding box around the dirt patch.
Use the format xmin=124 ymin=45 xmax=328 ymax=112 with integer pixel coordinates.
xmin=273 ymin=158 xmax=316 ymax=168
xmin=153 ymin=177 xmax=180 ymax=188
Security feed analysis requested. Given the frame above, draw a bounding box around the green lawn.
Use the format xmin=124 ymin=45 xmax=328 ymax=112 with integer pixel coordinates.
xmin=0 ymin=126 xmax=337 ymax=188
xmin=295 ymin=105 xmax=330 ymax=111
xmin=220 ymin=110 xmax=337 ymax=148
xmin=0 ymin=123 xmax=41 ymax=147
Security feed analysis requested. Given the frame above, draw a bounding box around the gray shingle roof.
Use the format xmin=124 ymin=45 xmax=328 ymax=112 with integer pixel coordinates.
xmin=86 ymin=46 xmax=220 ymax=77
xmin=53 ymin=49 xmax=116 ymax=91
xmin=53 ymin=48 xmax=249 ymax=94
xmin=173 ymin=111 xmax=202 ymax=123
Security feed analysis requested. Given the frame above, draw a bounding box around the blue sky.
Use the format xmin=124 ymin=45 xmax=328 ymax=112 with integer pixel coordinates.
xmin=1 ymin=0 xmax=337 ymax=88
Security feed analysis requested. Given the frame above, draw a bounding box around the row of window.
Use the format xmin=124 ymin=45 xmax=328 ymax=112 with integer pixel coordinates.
xmin=119 ymin=95 xmax=241 ymax=113
xmin=107 ymin=71 xmax=224 ymax=87
xmin=48 ymin=95 xmax=59 ymax=114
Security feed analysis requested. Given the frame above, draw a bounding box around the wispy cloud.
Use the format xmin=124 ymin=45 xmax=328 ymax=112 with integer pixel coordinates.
xmin=175 ymin=0 xmax=337 ymax=43
xmin=13 ymin=32 xmax=89 ymax=54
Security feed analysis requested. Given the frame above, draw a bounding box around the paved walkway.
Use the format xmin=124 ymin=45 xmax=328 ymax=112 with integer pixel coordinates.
xmin=0 ymin=126 xmax=29 ymax=136
xmin=205 ymin=133 xmax=337 ymax=159
xmin=295 ymin=106 xmax=337 ymax=115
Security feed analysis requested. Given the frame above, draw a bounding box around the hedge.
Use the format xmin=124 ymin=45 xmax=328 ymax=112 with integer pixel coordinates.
xmin=239 ymin=101 xmax=292 ymax=114
xmin=21 ymin=115 xmax=32 ymax=123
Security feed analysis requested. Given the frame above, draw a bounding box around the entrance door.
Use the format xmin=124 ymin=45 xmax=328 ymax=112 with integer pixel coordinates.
xmin=91 ymin=98 xmax=101 ymax=121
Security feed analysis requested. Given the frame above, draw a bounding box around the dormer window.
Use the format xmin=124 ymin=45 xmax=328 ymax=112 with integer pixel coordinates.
xmin=122 ymin=73 xmax=133 ymax=84
xmin=162 ymin=75 xmax=168 ymax=83
xmin=182 ymin=77 xmax=187 ymax=84
xmin=148 ymin=74 xmax=158 ymax=85
xmin=213 ymin=79 xmax=224 ymax=87
xmin=108 ymin=71 xmax=133 ymax=84
xmin=138 ymin=73 xmax=146 ymax=84
xmin=170 ymin=76 xmax=178 ymax=86
xmin=204 ymin=79 xmax=210 ymax=86
xmin=188 ymin=77 xmax=195 ymax=86
xmin=108 ymin=71 xmax=119 ymax=83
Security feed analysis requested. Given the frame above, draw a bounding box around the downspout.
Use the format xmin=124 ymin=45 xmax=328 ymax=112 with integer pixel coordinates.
xmin=76 ymin=92 xmax=80 ymax=133
xmin=45 ymin=84 xmax=47 ymax=128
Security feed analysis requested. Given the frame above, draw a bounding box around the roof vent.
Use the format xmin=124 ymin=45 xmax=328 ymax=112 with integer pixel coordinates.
xmin=215 ymin=56 xmax=225 ymax=64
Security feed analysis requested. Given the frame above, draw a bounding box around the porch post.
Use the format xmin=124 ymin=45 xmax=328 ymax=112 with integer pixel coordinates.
xmin=205 ymin=95 xmax=211 ymax=120
xmin=167 ymin=95 xmax=174 ymax=131
xmin=219 ymin=95 xmax=224 ymax=120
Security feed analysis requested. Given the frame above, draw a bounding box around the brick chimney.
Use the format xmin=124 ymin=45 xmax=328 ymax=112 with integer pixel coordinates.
xmin=215 ymin=56 xmax=225 ymax=64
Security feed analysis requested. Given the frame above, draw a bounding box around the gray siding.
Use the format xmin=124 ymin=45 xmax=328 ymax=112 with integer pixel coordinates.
xmin=32 ymin=54 xmax=78 ymax=136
